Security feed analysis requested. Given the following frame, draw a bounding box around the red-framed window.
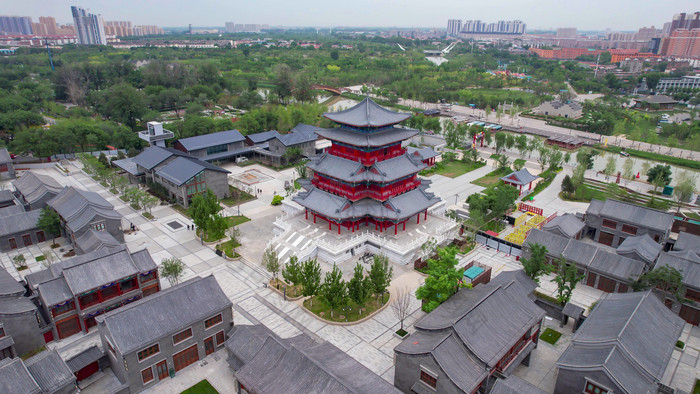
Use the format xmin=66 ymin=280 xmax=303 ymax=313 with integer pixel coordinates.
xmin=172 ymin=328 xmax=193 ymax=345
xmin=621 ymin=224 xmax=637 ymax=235
xmin=101 ymin=284 xmax=119 ymax=301
xmin=140 ymin=271 xmax=157 ymax=283
xmin=141 ymin=366 xmax=154 ymax=384
xmin=8 ymin=238 xmax=16 ymax=249
xmin=204 ymin=313 xmax=222 ymax=329
xmin=120 ymin=278 xmax=138 ymax=293
xmin=142 ymin=283 xmax=160 ymax=297
xmin=91 ymin=222 xmax=106 ymax=231
xmin=0 ymin=347 xmax=12 ymax=359
xmin=56 ymin=315 xmax=81 ymax=339
xmin=137 ymin=343 xmax=160 ymax=362
xmin=602 ymin=219 xmax=617 ymax=229
xmin=22 ymin=234 xmax=32 ymax=246
xmin=51 ymin=300 xmax=76 ymax=317
xmin=79 ymin=292 xmax=100 ymax=309
xmin=420 ymin=370 xmax=437 ymax=388
xmin=215 ymin=330 xmax=225 ymax=346
xmin=584 ymin=380 xmax=609 ymax=394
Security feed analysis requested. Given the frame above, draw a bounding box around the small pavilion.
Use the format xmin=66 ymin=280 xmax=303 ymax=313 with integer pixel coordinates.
xmin=500 ymin=169 xmax=539 ymax=196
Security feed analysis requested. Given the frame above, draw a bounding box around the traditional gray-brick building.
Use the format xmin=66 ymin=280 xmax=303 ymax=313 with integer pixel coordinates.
xmin=0 ymin=209 xmax=44 ymax=252
xmin=97 ymin=275 xmax=232 ymax=393
xmin=555 ymin=291 xmax=684 ymax=394
xmin=225 ymin=324 xmax=400 ymax=394
xmin=394 ymin=270 xmax=544 ymax=393
xmin=25 ymin=246 xmax=159 ymax=342
xmin=12 ymin=172 xmax=64 ymax=211
xmin=174 ymin=129 xmax=247 ymax=162
xmin=266 ymin=124 xmax=319 ymax=164
xmin=584 ymin=198 xmax=674 ymax=247
xmin=533 ymin=100 xmax=583 ymax=118
xmin=130 ymin=146 xmax=230 ymax=208
xmin=653 ymin=249 xmax=700 ymax=325
xmin=541 ymin=213 xmax=585 ymax=239
xmin=0 ymin=351 xmax=76 ymax=394
xmin=0 ymin=267 xmax=45 ymax=359
xmin=47 ymin=186 xmax=123 ymax=247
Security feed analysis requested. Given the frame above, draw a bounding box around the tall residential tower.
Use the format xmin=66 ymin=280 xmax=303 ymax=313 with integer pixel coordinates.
xmin=71 ymin=6 xmax=106 ymax=45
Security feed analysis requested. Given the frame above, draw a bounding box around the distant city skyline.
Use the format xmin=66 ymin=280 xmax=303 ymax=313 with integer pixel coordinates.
xmin=2 ymin=0 xmax=699 ymax=31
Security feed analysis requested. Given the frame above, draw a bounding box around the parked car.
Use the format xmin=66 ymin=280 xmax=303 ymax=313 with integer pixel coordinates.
xmin=619 ymin=150 xmax=629 ymax=157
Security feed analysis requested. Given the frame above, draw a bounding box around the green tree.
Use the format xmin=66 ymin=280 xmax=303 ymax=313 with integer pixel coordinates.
xmin=603 ymin=156 xmax=617 ymax=181
xmin=348 ymin=263 xmax=372 ymax=315
xmin=369 ymin=254 xmax=393 ymax=306
xmin=263 ymin=246 xmax=281 ymax=280
xmin=92 ymin=83 xmax=147 ymax=130
xmin=563 ymin=152 xmax=571 ymax=165
xmin=537 ymin=146 xmax=550 ymax=171
xmin=301 ymin=258 xmax=322 ymax=307
xmin=553 ymin=256 xmax=585 ymax=305
xmin=673 ymin=171 xmax=697 ymax=213
xmin=141 ymin=194 xmax=160 ymax=215
xmin=415 ymin=247 xmax=463 ymax=313
xmin=622 ymin=158 xmax=635 ymax=185
xmin=160 ymin=257 xmax=186 ymax=286
xmin=37 ymin=208 xmax=61 ymax=244
xmin=293 ymin=74 xmax=314 ymax=103
xmin=521 ymin=243 xmax=551 ymax=284
xmin=282 ymin=255 xmax=302 ymax=288
xmin=320 ymin=264 xmax=347 ymax=317
xmin=496 ymin=154 xmax=511 ymax=172
xmin=561 ymin=175 xmax=576 ymax=195
xmin=273 ymin=63 xmax=294 ymax=104
xmin=646 ymin=164 xmax=672 ymax=186
xmin=632 ymin=266 xmax=684 ymax=302
xmin=516 ymin=134 xmax=528 ymax=157
xmin=330 ymin=49 xmax=339 ymax=60
xmin=548 ymin=149 xmax=563 ymax=170
xmin=576 ymin=148 xmax=597 ymax=170
xmin=188 ymin=189 xmax=222 ymax=243
xmin=494 ymin=132 xmax=506 ymax=154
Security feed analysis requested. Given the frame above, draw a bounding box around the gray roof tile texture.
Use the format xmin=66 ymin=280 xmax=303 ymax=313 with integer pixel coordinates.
xmin=0 ymin=148 xmax=11 ymax=163
xmin=177 ymin=129 xmax=245 ymax=151
xmin=37 ymin=277 xmax=73 ymax=306
xmin=246 ymin=130 xmax=280 ymax=143
xmin=0 ymin=357 xmax=41 ymax=394
xmin=500 ymin=168 xmax=539 ymax=185
xmin=0 ymin=266 xmax=24 ymax=297
xmin=323 ymin=97 xmax=411 ymax=127
xmin=99 ymin=275 xmax=231 ymax=354
xmin=47 ymin=186 xmax=120 ymax=233
xmin=112 ymin=158 xmax=143 ymax=176
xmin=0 ymin=296 xmax=37 ymax=314
xmin=66 ymin=346 xmax=103 ymax=373
xmin=0 ymin=209 xmax=41 ymax=237
xmin=308 ymin=152 xmax=425 ymax=183
xmin=588 ymin=249 xmax=646 ymax=280
xmin=131 ymin=146 xmax=188 ymax=170
xmin=25 ymin=350 xmax=75 ymax=393
xmin=276 ymin=127 xmax=318 ymax=147
xmin=542 ymin=213 xmax=585 ymax=238
xmin=617 ymin=234 xmax=662 ymax=264
xmin=0 ymin=204 xmax=26 ymax=217
xmin=490 ymin=375 xmax=548 ymax=394
xmin=524 ymin=229 xmax=569 ymax=257
xmin=587 ymin=198 xmax=674 ymax=232
xmin=655 ymin=251 xmax=700 ymax=289
xmin=675 ymin=232 xmax=700 ymax=253
xmin=227 ymin=324 xmax=399 ymax=394
xmin=315 ymin=127 xmax=418 ymax=148
xmin=557 ymin=291 xmax=684 ymax=394
xmin=75 ymin=228 xmax=122 ymax=254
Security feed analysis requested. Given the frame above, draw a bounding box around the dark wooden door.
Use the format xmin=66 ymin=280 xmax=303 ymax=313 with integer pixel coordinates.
xmin=36 ymin=231 xmax=45 ymax=243
xmin=75 ymin=361 xmax=99 ymax=381
xmin=597 ymin=276 xmax=617 ymax=293
xmin=8 ymin=238 xmax=16 ymax=249
xmin=22 ymin=234 xmax=32 ymax=246
xmin=204 ymin=336 xmax=215 ymax=356
xmin=586 ymin=272 xmax=597 ymax=287
xmin=173 ymin=344 xmax=198 ymax=372
xmin=599 ymin=231 xmax=614 ymax=246
xmin=156 ymin=360 xmax=168 ymax=380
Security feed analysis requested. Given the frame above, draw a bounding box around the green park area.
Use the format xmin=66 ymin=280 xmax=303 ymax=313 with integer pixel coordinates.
xmin=181 ymin=380 xmax=218 ymax=394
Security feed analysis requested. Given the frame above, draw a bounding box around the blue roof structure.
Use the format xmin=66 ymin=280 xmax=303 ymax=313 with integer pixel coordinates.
xmin=464 ymin=266 xmax=484 ymax=280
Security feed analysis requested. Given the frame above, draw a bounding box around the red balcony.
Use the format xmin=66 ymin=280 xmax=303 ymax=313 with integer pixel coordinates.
xmin=327 ymin=144 xmax=405 ymax=166
xmin=312 ymin=175 xmax=421 ymax=201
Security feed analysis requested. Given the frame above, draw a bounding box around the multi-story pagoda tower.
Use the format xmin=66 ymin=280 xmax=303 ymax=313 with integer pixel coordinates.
xmin=294 ymin=98 xmax=440 ymax=235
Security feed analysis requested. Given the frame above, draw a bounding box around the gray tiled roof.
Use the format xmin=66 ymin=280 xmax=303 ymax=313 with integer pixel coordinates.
xmin=524 ymin=229 xmax=569 ymax=257
xmin=177 ymin=129 xmax=245 ymax=151
xmin=0 ymin=189 xmax=13 ymax=203
xmin=637 ymin=94 xmax=678 ymax=104
xmin=37 ymin=277 xmax=73 ymax=306
xmin=588 ymin=198 xmax=674 ymax=232
xmin=0 ymin=335 xmax=14 ymax=351
xmin=588 ymin=249 xmax=646 ymax=281
xmin=66 ymin=346 xmax=103 ymax=373
xmin=246 ymin=130 xmax=280 ymax=144
xmin=47 ymin=187 xmax=120 ymax=234
xmin=12 ymin=172 xmax=63 ymax=206
xmin=542 ymin=213 xmax=585 ymax=238
xmin=323 ymin=97 xmax=411 ymax=128
xmin=655 ymin=251 xmax=700 ymax=290
xmin=617 ymin=234 xmax=662 ymax=264
xmin=227 ymin=324 xmax=399 ymax=394
xmin=75 ymin=229 xmax=122 ymax=254
xmin=25 ymin=350 xmax=75 ymax=393
xmin=500 ymin=168 xmax=539 ymax=186
xmin=0 ymin=209 xmax=41 ymax=237
xmin=490 ymin=375 xmax=548 ymax=394
xmin=414 ymin=271 xmax=544 ymax=368
xmin=0 ymin=357 xmax=40 ymax=394
xmin=675 ymin=232 xmax=700 ymax=253
xmin=557 ymin=291 xmax=684 ymax=394
xmin=0 ymin=148 xmax=11 ymax=163
xmin=112 ymin=157 xmax=143 ymax=176
xmin=129 ymin=248 xmax=157 ymax=273
xmin=0 ymin=266 xmax=24 ymax=297
xmin=156 ymin=156 xmax=229 ymax=186
xmin=61 ymin=248 xmax=139 ymax=295
xmin=0 ymin=204 xmax=26 ymax=217
xmin=562 ymin=239 xmax=599 ymax=267
xmin=131 ymin=146 xmax=188 ymax=170
xmin=308 ymin=152 xmax=425 ymax=183
xmin=406 ymin=146 xmax=439 ymax=160
xmin=395 ymin=331 xmax=488 ymax=393
xmin=276 ymin=128 xmax=318 ymax=147
xmin=0 ymin=296 xmax=36 ymax=314
xmin=99 ymin=275 xmax=231 ymax=355
xmin=293 ymin=187 xmax=439 ymax=222
xmin=315 ymin=127 xmax=418 ymax=148
xmin=587 ymin=198 xmax=604 ymax=216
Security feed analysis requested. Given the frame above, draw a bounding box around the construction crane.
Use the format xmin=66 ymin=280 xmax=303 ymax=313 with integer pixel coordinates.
xmin=44 ymin=37 xmax=54 ymax=72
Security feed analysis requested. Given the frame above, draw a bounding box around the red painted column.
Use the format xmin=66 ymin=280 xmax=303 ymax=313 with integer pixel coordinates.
xmin=417 ymin=214 xmax=420 ymax=224
xmin=329 ymin=221 xmax=332 ymax=231
xmin=305 ymin=209 xmax=308 ymax=220
xmin=424 ymin=210 xmax=427 ymax=220
xmin=338 ymin=223 xmax=341 ymax=235
xmin=380 ymin=222 xmax=383 ymax=233
xmin=395 ymin=223 xmax=398 ymax=235
xmin=403 ymin=221 xmax=406 ymax=231
xmin=529 ymin=182 xmax=532 ymax=190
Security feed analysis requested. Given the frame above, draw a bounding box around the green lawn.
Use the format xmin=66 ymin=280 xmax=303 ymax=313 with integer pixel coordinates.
xmin=216 ymin=239 xmax=240 ymax=258
xmin=425 ymin=161 xmax=485 ymax=178
xmin=172 ymin=204 xmax=191 ymax=218
xmin=540 ymin=328 xmax=562 ymax=345
xmin=225 ymin=215 xmax=250 ymax=227
xmin=595 ymin=145 xmax=700 ymax=170
xmin=221 ymin=186 xmax=256 ymax=207
xmin=181 ymin=380 xmax=218 ymax=394
xmin=694 ymin=379 xmax=700 ymax=394
xmin=472 ymin=169 xmax=509 ymax=188
xmin=303 ymin=293 xmax=390 ymax=323
xmin=683 ymin=211 xmax=700 ymax=221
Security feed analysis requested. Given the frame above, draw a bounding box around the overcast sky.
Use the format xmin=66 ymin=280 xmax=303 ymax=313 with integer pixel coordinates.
xmin=5 ymin=0 xmax=697 ymax=31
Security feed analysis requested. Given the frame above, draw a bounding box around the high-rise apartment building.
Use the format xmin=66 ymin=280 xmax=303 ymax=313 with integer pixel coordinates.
xmin=660 ymin=28 xmax=700 ymax=57
xmin=460 ymin=19 xmax=525 ymax=35
xmin=71 ymin=6 xmax=106 ymax=45
xmin=225 ymin=22 xmax=235 ymax=33
xmin=557 ymin=27 xmax=577 ymax=37
xmin=447 ymin=19 xmax=462 ymax=36
xmin=0 ymin=16 xmax=33 ymax=35
xmin=668 ymin=12 xmax=700 ymax=34
xmin=38 ymin=16 xmax=58 ymax=35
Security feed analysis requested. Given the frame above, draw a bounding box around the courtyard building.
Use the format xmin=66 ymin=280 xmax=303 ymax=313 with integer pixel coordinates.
xmin=174 ymin=129 xmax=248 ymax=162
xmin=653 ymin=249 xmax=700 ymax=325
xmin=12 ymin=171 xmax=64 ymax=211
xmin=584 ymin=198 xmax=674 ymax=246
xmin=555 ymin=291 xmax=685 ymax=394
xmin=1 ymin=267 xmax=45 ymax=359
xmin=0 ymin=350 xmax=76 ymax=394
xmin=97 ymin=275 xmax=232 ymax=393
xmin=500 ymin=168 xmax=539 ymax=196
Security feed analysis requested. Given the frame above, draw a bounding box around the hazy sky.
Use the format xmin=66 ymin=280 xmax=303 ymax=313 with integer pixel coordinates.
xmin=5 ymin=0 xmax=698 ymax=31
